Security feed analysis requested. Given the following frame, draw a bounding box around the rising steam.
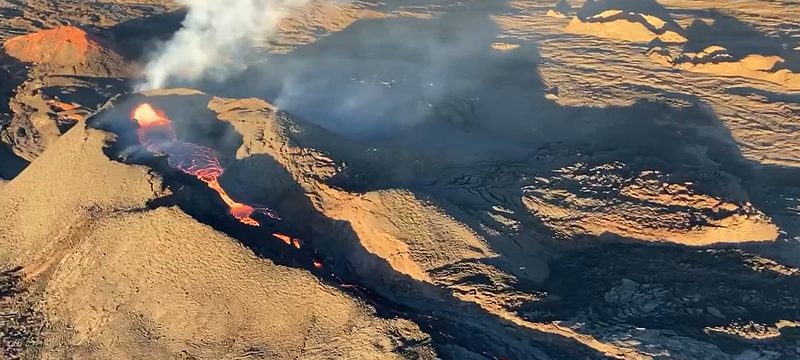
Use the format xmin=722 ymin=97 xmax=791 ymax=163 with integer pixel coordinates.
xmin=138 ymin=0 xmax=309 ymax=90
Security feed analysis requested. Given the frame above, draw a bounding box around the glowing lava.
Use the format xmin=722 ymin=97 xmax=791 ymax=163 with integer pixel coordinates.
xmin=312 ymin=259 xmax=323 ymax=269
xmin=272 ymin=232 xmax=302 ymax=248
xmin=131 ymin=103 xmax=276 ymax=226
xmin=131 ymin=103 xmax=319 ymax=268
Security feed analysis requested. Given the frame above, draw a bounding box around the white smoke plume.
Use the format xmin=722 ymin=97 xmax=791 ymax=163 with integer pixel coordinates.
xmin=139 ymin=0 xmax=309 ymax=90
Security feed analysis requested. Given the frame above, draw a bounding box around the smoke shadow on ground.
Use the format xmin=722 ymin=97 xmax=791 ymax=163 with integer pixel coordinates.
xmin=36 ymin=75 xmax=129 ymax=108
xmin=576 ymin=0 xmax=685 ymax=34
xmin=528 ymin=242 xmax=800 ymax=356
xmin=0 ymin=142 xmax=28 ymax=181
xmin=199 ymin=3 xmax=800 ymax=356
xmin=205 ymin=0 xmax=799 ymax=235
xmin=0 ymin=53 xmax=29 ymax=181
xmin=577 ymin=0 xmax=673 ymax=18
xmin=89 ymin=93 xmax=611 ymax=360
xmin=677 ymin=8 xmax=800 ymax=72
xmin=0 ymin=60 xmax=20 ymax=117
xmin=212 ymin=8 xmax=551 ymax=151
xmin=104 ymin=10 xmax=188 ymax=60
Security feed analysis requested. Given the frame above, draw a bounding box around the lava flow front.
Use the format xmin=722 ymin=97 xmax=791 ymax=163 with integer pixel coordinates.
xmin=131 ymin=103 xmax=277 ymax=227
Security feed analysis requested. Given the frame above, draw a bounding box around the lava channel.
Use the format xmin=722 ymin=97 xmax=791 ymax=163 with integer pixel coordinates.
xmin=131 ymin=103 xmax=278 ymax=227
xmin=130 ymin=103 xmax=418 ymax=333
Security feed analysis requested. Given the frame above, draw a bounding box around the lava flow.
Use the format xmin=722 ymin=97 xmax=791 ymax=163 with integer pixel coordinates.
xmin=131 ymin=103 xmax=277 ymax=227
xmin=131 ymin=103 xmax=371 ymax=297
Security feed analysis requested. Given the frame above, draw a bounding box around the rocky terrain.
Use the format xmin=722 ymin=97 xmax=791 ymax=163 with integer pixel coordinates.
xmin=1 ymin=0 xmax=799 ymax=359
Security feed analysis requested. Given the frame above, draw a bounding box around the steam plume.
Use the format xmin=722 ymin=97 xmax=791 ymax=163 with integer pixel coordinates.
xmin=139 ymin=0 xmax=309 ymax=90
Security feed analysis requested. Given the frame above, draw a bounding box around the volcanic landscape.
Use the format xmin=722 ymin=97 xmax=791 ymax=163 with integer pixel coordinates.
xmin=1 ymin=0 xmax=800 ymax=359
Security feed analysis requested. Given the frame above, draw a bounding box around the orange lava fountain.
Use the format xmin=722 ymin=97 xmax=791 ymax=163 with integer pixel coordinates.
xmin=131 ymin=103 xmax=271 ymax=227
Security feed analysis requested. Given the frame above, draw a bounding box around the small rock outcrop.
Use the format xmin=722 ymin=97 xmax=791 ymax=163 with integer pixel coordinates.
xmin=522 ymin=163 xmax=779 ymax=245
xmin=565 ymin=0 xmax=687 ymax=43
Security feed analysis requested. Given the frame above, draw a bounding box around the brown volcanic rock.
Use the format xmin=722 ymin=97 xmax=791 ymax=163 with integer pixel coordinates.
xmin=197 ymin=93 xmax=496 ymax=284
xmin=126 ymin=90 xmax=642 ymax=359
xmin=523 ymin=162 xmax=779 ymax=245
xmin=5 ymin=26 xmax=98 ymax=63
xmin=0 ymin=117 xmax=434 ymax=359
xmin=0 ymin=76 xmax=125 ymax=163
xmin=649 ymin=45 xmax=800 ymax=91
xmin=0 ymin=26 xmax=129 ymax=167
xmin=564 ymin=0 xmax=687 ymax=43
xmin=2 ymin=26 xmax=128 ymax=77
